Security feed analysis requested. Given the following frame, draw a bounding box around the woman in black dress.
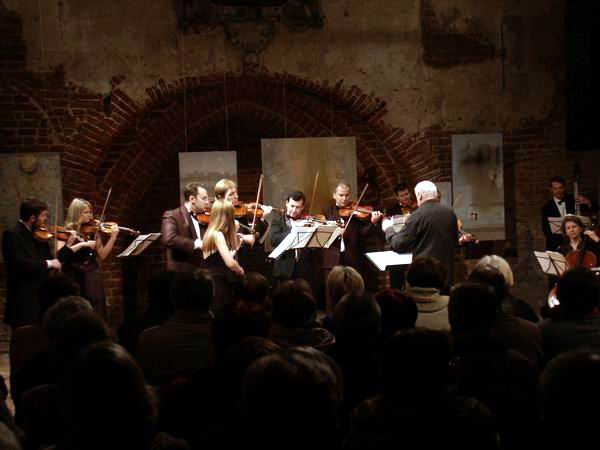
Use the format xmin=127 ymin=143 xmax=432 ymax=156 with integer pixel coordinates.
xmin=202 ymin=199 xmax=244 ymax=313
xmin=57 ymin=198 xmax=119 ymax=319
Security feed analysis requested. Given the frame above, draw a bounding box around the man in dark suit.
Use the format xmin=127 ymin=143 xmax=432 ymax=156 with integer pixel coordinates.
xmin=2 ymin=199 xmax=62 ymax=328
xmin=321 ymin=182 xmax=383 ymax=274
xmin=541 ymin=176 xmax=597 ymax=251
xmin=270 ymin=191 xmax=316 ymax=286
xmin=161 ymin=182 xmax=210 ymax=272
xmin=383 ymin=181 xmax=474 ymax=288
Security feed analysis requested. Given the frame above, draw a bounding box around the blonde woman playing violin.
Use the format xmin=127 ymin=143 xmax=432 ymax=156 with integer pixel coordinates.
xmin=202 ymin=199 xmax=244 ymax=313
xmin=57 ymin=198 xmax=119 ymax=319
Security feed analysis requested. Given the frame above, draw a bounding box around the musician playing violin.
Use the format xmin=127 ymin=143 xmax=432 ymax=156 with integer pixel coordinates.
xmin=270 ymin=191 xmax=317 ymax=286
xmin=1 ymin=199 xmax=63 ymax=328
xmin=387 ymin=182 xmax=418 ymax=217
xmin=161 ymin=182 xmax=210 ymax=272
xmin=556 ymin=215 xmax=600 ymax=262
xmin=321 ymin=182 xmax=383 ymax=274
xmin=58 ymin=198 xmax=120 ymax=319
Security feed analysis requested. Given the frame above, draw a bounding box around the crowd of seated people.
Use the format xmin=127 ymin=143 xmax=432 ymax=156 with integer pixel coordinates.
xmin=1 ymin=255 xmax=600 ymax=450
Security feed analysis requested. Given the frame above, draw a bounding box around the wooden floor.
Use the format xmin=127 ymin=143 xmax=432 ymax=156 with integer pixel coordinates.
xmin=0 ymin=342 xmax=14 ymax=413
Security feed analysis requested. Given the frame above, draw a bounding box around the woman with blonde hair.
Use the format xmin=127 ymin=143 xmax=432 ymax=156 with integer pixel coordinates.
xmin=202 ymin=199 xmax=244 ymax=313
xmin=57 ymin=198 xmax=119 ymax=319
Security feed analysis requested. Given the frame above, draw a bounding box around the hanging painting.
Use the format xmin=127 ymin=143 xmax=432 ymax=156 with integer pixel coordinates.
xmin=178 ymin=151 xmax=237 ymax=201
xmin=451 ymin=133 xmax=505 ymax=241
xmin=261 ymin=137 xmax=357 ymax=213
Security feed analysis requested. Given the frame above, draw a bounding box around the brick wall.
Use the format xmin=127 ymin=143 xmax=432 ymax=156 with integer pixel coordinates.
xmin=2 ymin=2 xmax=599 ymax=332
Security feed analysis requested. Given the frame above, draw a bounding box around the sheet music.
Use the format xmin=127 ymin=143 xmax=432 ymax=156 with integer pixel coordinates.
xmin=534 ymin=251 xmax=568 ymax=276
xmin=392 ymin=215 xmax=406 ymax=232
xmin=117 ymin=233 xmax=161 ymax=258
xmin=366 ymin=251 xmax=412 ymax=271
xmin=548 ymin=217 xmax=563 ymax=235
xmin=268 ymin=225 xmax=341 ymax=259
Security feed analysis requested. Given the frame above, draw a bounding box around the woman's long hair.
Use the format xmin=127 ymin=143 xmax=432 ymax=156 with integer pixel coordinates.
xmin=203 ymin=199 xmax=238 ymax=255
xmin=65 ymin=198 xmax=92 ymax=231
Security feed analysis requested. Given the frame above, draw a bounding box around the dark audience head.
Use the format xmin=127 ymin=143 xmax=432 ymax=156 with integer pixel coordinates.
xmin=170 ymin=269 xmax=214 ymax=311
xmin=37 ymin=273 xmax=80 ymax=320
xmin=0 ymin=423 xmax=21 ymax=450
xmin=212 ymin=301 xmax=271 ymax=364
xmin=375 ymin=288 xmax=418 ymax=335
xmin=540 ymin=350 xmax=600 ymax=446
xmin=242 ymin=347 xmax=342 ymax=446
xmin=44 ymin=295 xmax=93 ymax=342
xmin=556 ymin=267 xmax=600 ymax=318
xmin=468 ymin=265 xmax=507 ymax=307
xmin=145 ymin=271 xmax=176 ymax=320
xmin=448 ymin=282 xmax=497 ymax=336
xmin=54 ymin=311 xmax=112 ymax=381
xmin=271 ymin=279 xmax=316 ymax=327
xmin=382 ymin=328 xmax=452 ymax=401
xmin=236 ymin=271 xmax=270 ymax=305
xmin=222 ymin=337 xmax=281 ymax=406
xmin=406 ymin=256 xmax=446 ymax=289
xmin=65 ymin=342 xmax=156 ymax=449
xmin=333 ymin=290 xmax=381 ymax=343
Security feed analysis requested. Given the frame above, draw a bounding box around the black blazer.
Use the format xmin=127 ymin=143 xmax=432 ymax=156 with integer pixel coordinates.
xmin=386 ymin=200 xmax=458 ymax=287
xmin=269 ymin=214 xmax=315 ymax=282
xmin=541 ymin=195 xmax=576 ymax=251
xmin=1 ymin=222 xmax=52 ymax=326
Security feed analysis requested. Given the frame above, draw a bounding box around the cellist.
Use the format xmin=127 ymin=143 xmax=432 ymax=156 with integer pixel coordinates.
xmin=556 ymin=215 xmax=600 ymax=263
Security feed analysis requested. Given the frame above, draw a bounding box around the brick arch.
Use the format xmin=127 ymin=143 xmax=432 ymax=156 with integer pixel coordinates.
xmin=75 ymin=73 xmax=441 ymax=221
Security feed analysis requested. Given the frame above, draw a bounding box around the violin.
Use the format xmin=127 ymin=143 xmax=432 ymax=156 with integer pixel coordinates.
xmin=80 ymin=219 xmax=140 ymax=237
xmin=233 ymin=202 xmax=284 ymax=219
xmin=33 ymin=225 xmax=72 ymax=242
xmin=401 ymin=200 xmax=418 ymax=216
xmin=338 ymin=202 xmax=375 ymax=220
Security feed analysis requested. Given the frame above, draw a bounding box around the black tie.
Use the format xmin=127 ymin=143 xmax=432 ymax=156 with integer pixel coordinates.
xmin=557 ymin=200 xmax=563 ymax=205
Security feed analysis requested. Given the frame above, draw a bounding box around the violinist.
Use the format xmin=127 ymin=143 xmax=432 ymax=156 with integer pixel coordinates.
xmin=386 ymin=182 xmax=418 ymax=217
xmin=321 ymin=182 xmax=383 ymax=274
xmin=556 ymin=215 xmax=600 ymax=263
xmin=270 ymin=191 xmax=317 ymax=286
xmin=214 ymin=178 xmax=270 ymax=247
xmin=58 ymin=198 xmax=119 ymax=319
xmin=1 ymin=199 xmax=62 ymax=328
xmin=385 ymin=182 xmax=418 ymax=289
xmin=161 ymin=182 xmax=210 ymax=272
xmin=202 ymin=199 xmax=245 ymax=313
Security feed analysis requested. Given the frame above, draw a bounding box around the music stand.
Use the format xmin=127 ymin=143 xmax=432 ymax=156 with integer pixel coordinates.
xmin=117 ymin=233 xmax=161 ymax=258
xmin=365 ymin=251 xmax=412 ymax=272
xmin=268 ymin=225 xmax=342 ymax=260
xmin=534 ymin=251 xmax=568 ymax=277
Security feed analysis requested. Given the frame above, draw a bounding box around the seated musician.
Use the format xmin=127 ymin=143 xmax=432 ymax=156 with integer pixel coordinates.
xmin=556 ymin=215 xmax=600 ymax=262
xmin=269 ymin=191 xmax=316 ymax=287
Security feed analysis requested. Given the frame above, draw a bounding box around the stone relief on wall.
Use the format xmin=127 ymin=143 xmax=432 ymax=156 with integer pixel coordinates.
xmin=176 ymin=0 xmax=324 ymax=72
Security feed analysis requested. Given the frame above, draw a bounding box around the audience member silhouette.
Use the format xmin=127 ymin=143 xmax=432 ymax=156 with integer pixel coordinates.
xmin=137 ymin=269 xmax=215 ymax=386
xmin=374 ymin=289 xmax=417 ymax=337
xmin=118 ymin=271 xmax=176 ymax=355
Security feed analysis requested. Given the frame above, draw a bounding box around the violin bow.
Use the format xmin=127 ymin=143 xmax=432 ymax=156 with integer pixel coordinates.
xmin=342 ymin=183 xmax=369 ymax=235
xmin=307 ymin=171 xmax=319 ymax=217
xmin=94 ymin=187 xmax=112 ymax=241
xmin=250 ymin=174 xmax=264 ymax=234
